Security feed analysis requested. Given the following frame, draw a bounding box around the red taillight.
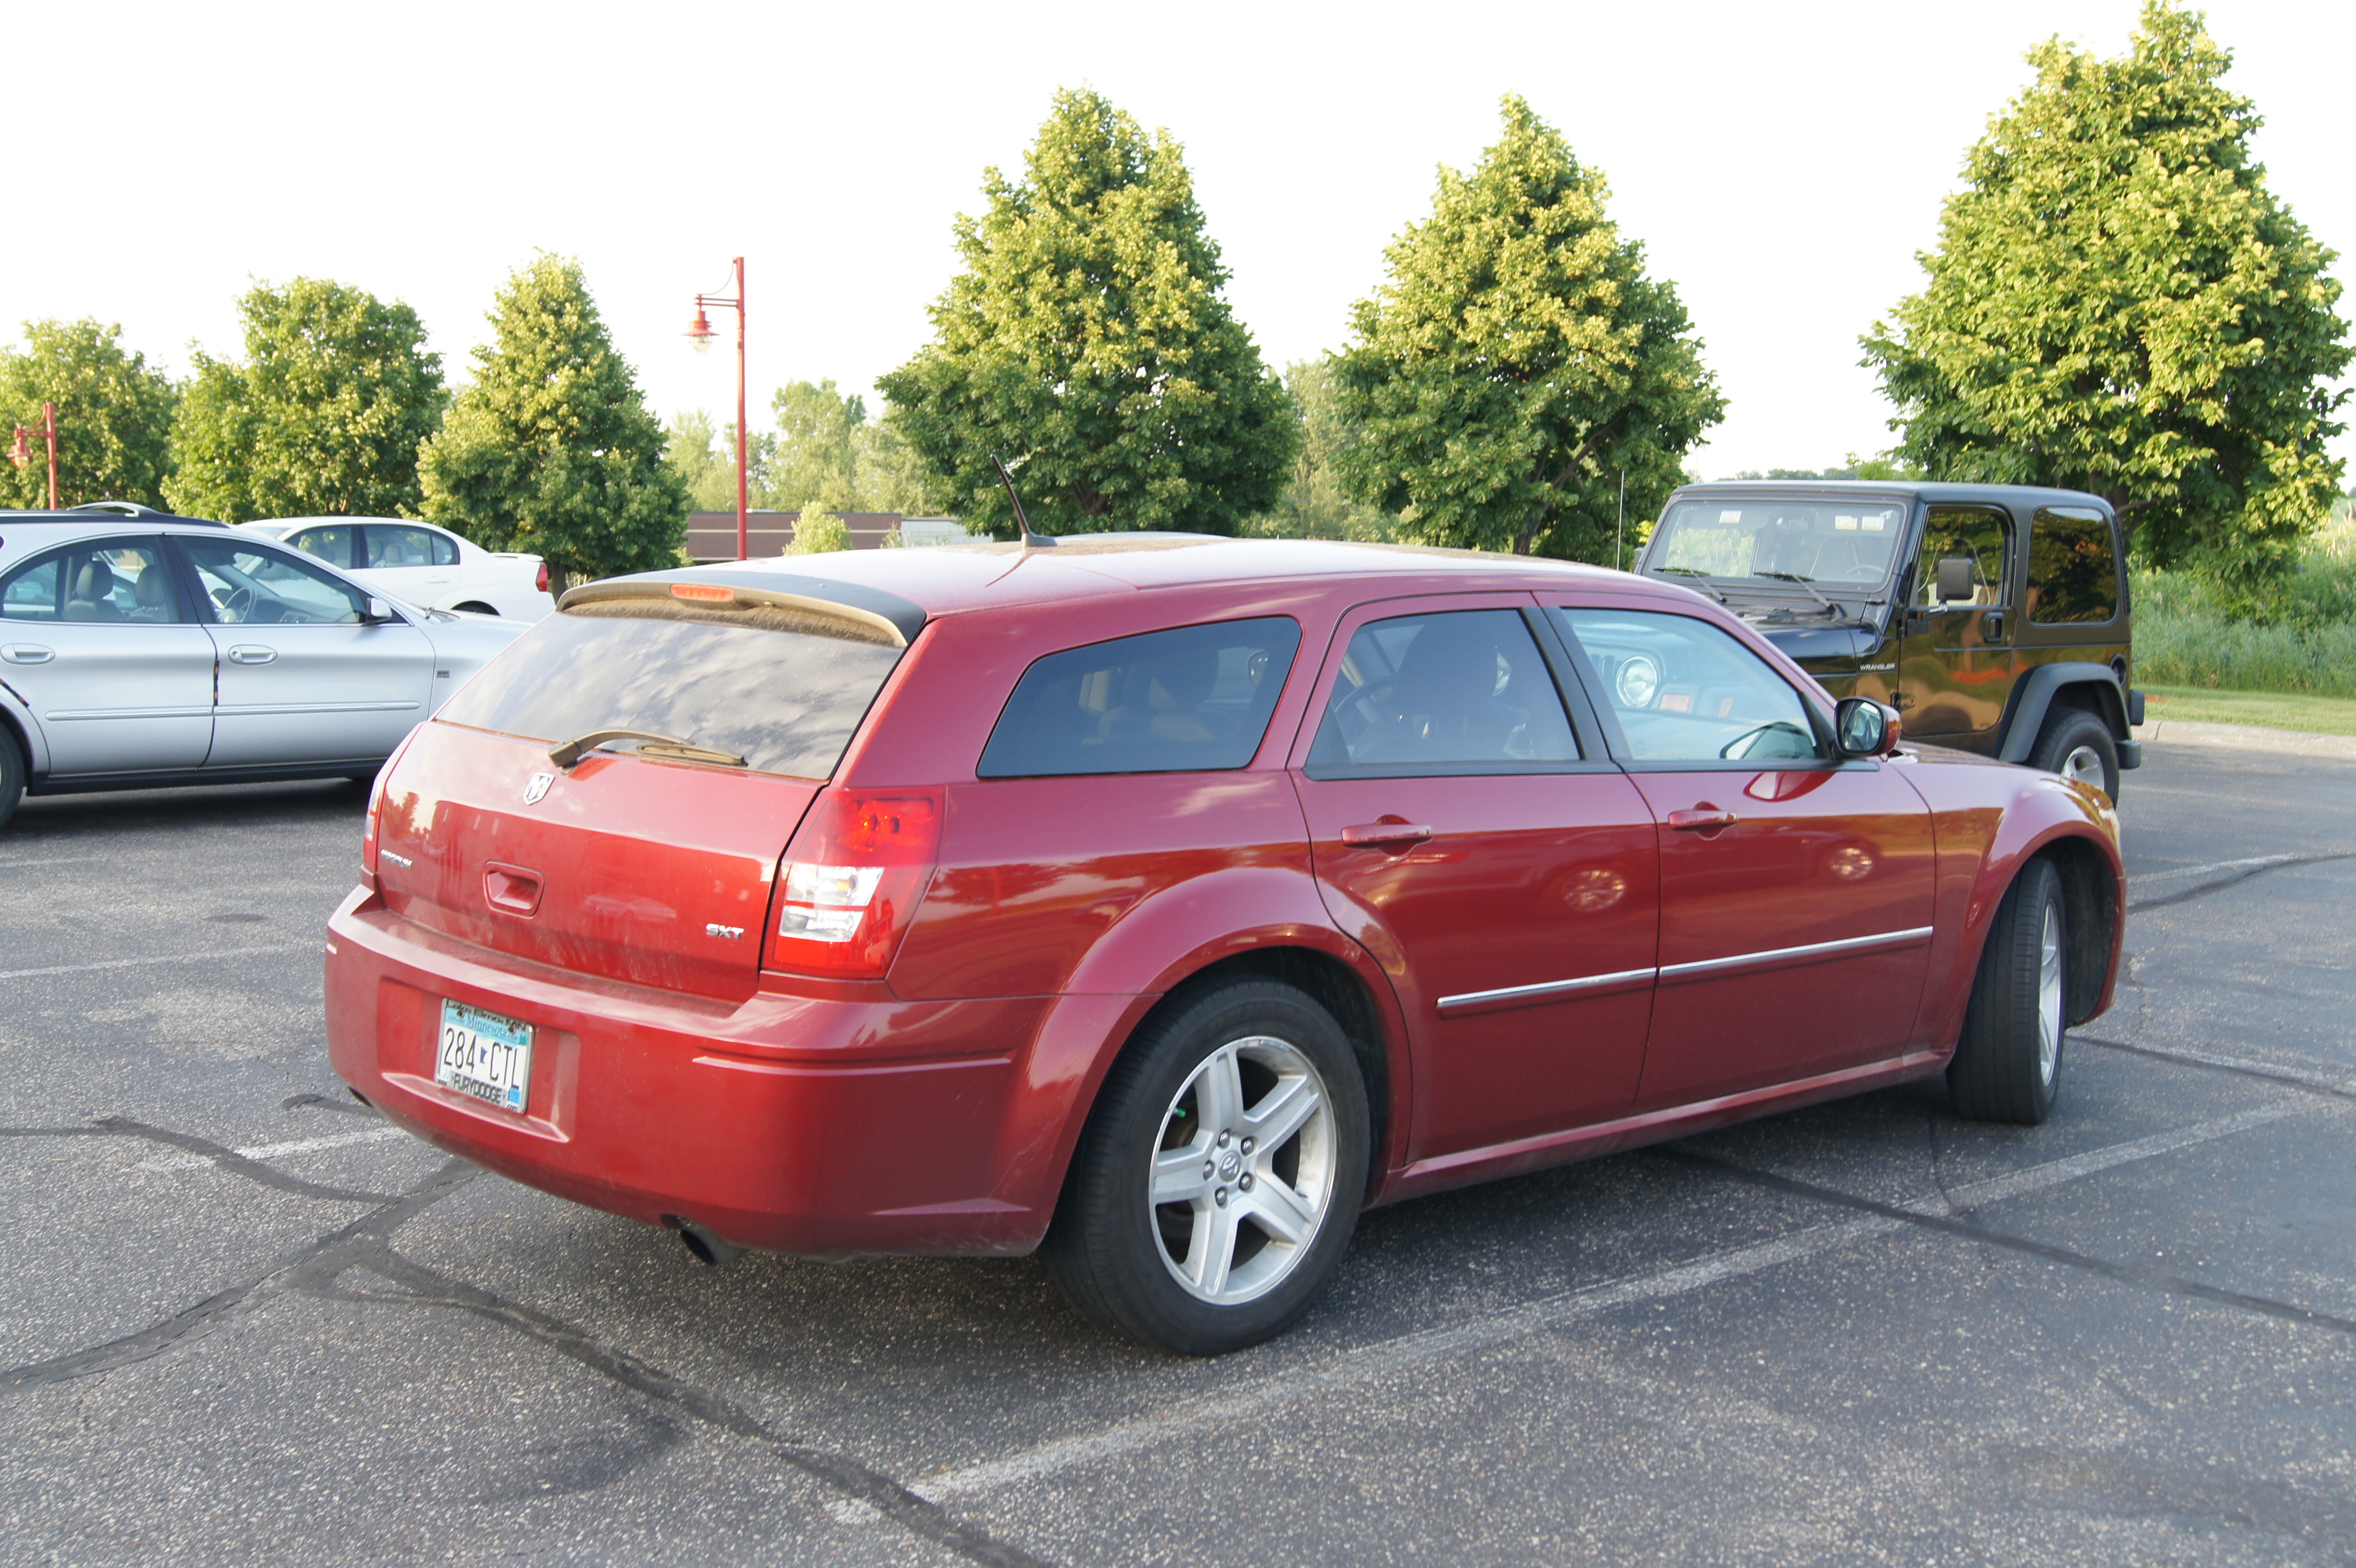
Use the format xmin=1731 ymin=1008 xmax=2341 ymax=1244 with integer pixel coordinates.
xmin=534 ymin=560 xmax=550 ymax=594
xmin=764 ymin=789 xmax=943 ymax=978
xmin=361 ymin=726 xmax=424 ymax=883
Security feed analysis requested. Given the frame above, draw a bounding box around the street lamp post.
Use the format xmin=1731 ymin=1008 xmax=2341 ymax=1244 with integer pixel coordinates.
xmin=9 ymin=402 xmax=58 ymax=509
xmin=686 ymin=259 xmax=749 ymax=560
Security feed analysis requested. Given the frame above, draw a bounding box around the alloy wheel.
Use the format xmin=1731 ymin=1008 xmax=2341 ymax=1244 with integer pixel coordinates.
xmin=1149 ymin=1035 xmax=1337 ymax=1305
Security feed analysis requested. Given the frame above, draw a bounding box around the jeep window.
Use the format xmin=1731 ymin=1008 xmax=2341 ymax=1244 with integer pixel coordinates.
xmin=978 ymin=617 xmax=1301 ymax=778
xmin=1646 ymin=500 xmax=1907 ymax=587
xmin=1556 ymin=609 xmax=1823 ymax=764
xmin=2026 ymin=507 xmax=2117 ymax=623
xmin=437 ymin=605 xmax=904 ymax=780
xmin=1912 ymin=508 xmax=2010 ymax=607
xmin=1308 ymin=610 xmax=1580 ymax=776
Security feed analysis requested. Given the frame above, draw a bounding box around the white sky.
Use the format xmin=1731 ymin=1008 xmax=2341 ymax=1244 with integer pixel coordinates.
xmin=6 ymin=1 xmax=2349 ymax=484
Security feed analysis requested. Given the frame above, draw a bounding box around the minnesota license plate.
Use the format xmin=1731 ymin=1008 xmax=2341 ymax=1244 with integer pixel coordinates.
xmin=435 ymin=1000 xmax=534 ymax=1113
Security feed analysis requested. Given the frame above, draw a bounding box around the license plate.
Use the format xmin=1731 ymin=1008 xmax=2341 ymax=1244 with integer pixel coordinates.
xmin=435 ymin=1001 xmax=535 ymax=1113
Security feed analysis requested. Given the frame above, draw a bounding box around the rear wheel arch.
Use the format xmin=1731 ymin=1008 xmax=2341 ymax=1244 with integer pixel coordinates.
xmin=453 ymin=601 xmax=499 ymax=616
xmin=1184 ymin=946 xmax=1397 ymax=1182
xmin=2033 ymin=836 xmax=2117 ymax=1026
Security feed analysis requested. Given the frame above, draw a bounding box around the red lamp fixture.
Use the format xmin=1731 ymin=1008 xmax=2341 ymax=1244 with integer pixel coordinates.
xmin=686 ymin=261 xmax=748 ymax=561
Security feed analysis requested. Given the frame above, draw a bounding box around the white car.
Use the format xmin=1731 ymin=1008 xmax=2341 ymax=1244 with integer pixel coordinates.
xmin=240 ymin=517 xmax=554 ymax=619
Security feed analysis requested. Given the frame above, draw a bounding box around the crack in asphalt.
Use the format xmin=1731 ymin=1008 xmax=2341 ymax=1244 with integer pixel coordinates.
xmin=1655 ymin=1145 xmax=2356 ymax=1338
xmin=2076 ymin=1035 xmax=2356 ymax=1104
xmin=1 ymin=1115 xmax=1053 ymax=1568
xmin=0 ymin=1116 xmax=395 ymax=1203
xmin=2128 ymin=851 xmax=2356 ymax=911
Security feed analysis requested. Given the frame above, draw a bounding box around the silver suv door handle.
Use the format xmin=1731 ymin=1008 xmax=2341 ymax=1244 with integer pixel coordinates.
xmin=227 ymin=645 xmax=279 ymax=665
xmin=1 ymin=644 xmax=54 ymax=664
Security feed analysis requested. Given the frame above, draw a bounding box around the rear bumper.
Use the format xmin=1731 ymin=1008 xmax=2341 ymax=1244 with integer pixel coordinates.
xmin=324 ymin=887 xmax=1056 ymax=1256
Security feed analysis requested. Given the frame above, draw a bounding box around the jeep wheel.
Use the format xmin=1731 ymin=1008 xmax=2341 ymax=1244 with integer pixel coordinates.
xmin=2029 ymin=708 xmax=2119 ymax=803
xmin=1042 ymin=977 xmax=1370 ymax=1356
xmin=1949 ymin=857 xmax=2068 ymax=1125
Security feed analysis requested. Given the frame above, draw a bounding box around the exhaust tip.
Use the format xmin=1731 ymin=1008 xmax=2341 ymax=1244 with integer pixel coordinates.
xmin=671 ymin=1217 xmax=743 ymax=1268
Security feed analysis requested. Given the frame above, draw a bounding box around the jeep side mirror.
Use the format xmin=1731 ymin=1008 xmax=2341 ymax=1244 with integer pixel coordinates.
xmin=1835 ymin=696 xmax=1900 ymax=758
xmin=1935 ymin=556 xmax=1975 ymax=604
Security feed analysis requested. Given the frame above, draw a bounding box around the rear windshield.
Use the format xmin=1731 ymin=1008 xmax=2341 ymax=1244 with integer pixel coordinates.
xmin=978 ymin=617 xmax=1302 ymax=778
xmin=437 ymin=605 xmax=904 ymax=779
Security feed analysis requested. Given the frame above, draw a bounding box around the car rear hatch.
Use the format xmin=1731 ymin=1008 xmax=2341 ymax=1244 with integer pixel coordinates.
xmin=370 ymin=576 xmax=922 ymax=1003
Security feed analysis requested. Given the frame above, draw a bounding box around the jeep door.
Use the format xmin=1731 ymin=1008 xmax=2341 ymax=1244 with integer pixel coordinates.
xmin=1897 ymin=504 xmax=2018 ymax=749
xmin=175 ymin=534 xmax=435 ymax=766
xmin=1551 ymin=603 xmax=1936 ymax=1106
xmin=1291 ymin=596 xmax=1659 ymax=1161
xmin=0 ymin=536 xmax=215 ymax=774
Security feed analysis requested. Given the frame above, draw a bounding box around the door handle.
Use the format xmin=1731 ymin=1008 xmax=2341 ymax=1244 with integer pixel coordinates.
xmin=1981 ymin=610 xmax=2006 ymax=640
xmin=1341 ymin=821 xmax=1435 ymax=847
xmin=484 ymin=863 xmax=543 ymax=917
xmin=1667 ymin=807 xmax=1739 ymax=832
xmin=1 ymin=644 xmax=54 ymax=664
xmin=227 ymin=645 xmax=278 ymax=664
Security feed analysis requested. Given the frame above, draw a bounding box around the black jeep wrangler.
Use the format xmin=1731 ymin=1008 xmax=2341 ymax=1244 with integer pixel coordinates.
xmin=1634 ymin=481 xmax=2142 ymax=799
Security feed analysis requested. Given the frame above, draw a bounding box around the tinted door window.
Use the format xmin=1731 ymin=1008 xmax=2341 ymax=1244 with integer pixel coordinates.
xmin=1 ymin=541 xmax=184 ymax=623
xmin=288 ymin=525 xmax=357 ymax=569
xmin=979 ymin=617 xmax=1301 ymax=778
xmin=366 ymin=525 xmax=443 ymax=568
xmin=182 ymin=538 xmax=368 ymax=624
xmin=2027 ymin=507 xmax=2118 ymax=624
xmin=1307 ymin=609 xmax=1578 ymax=775
xmin=1555 ymin=609 xmax=1821 ymax=763
xmin=431 ymin=531 xmax=460 ymax=566
xmin=1913 ymin=507 xmax=2008 ymax=609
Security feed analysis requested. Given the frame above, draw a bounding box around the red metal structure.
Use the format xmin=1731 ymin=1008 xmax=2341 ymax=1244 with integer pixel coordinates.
xmin=326 ymin=538 xmax=2125 ymax=1352
xmin=9 ymin=402 xmax=58 ymax=508
xmin=685 ymin=259 xmax=749 ymax=560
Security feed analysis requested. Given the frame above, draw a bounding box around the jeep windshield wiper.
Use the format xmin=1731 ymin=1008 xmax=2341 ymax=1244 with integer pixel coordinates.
xmin=1651 ymin=566 xmax=1725 ymax=602
xmin=1750 ymin=571 xmax=1837 ymax=613
xmin=547 ymin=728 xmax=747 ymax=771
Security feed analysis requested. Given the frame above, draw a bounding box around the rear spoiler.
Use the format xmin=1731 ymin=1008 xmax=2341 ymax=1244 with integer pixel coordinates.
xmin=558 ymin=570 xmax=927 ymax=648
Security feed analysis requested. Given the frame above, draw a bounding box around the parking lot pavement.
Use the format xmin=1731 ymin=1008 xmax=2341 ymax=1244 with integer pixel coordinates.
xmin=4 ymin=745 xmax=2352 ymax=1567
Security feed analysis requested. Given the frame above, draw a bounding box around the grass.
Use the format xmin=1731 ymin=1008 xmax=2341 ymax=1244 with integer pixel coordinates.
xmin=2131 ymin=504 xmax=2356 ymax=701
xmin=2139 ymin=685 xmax=2356 ymax=737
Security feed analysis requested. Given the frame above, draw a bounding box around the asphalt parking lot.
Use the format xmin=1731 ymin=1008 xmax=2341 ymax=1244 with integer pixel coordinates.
xmin=4 ymin=743 xmax=2352 ymax=1567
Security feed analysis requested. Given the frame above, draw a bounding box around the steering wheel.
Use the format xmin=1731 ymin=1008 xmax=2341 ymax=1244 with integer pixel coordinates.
xmin=1841 ymin=565 xmax=1883 ymax=582
xmin=213 ymin=586 xmax=255 ymax=623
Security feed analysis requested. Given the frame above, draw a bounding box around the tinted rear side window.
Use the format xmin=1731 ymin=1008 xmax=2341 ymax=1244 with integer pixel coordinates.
xmin=437 ymin=606 xmax=904 ymax=779
xmin=978 ymin=617 xmax=1302 ymax=778
xmin=2027 ymin=506 xmax=2118 ymax=623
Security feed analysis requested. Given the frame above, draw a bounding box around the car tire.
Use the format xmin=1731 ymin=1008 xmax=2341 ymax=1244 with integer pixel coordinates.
xmin=2029 ymin=707 xmax=2119 ymax=802
xmin=1042 ymin=976 xmax=1370 ymax=1356
xmin=0 ymin=725 xmax=24 ymax=830
xmin=1949 ymin=857 xmax=2068 ymax=1125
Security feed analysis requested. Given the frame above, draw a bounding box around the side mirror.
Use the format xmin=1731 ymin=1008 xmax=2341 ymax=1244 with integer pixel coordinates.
xmin=1835 ymin=696 xmax=1901 ymax=758
xmin=1934 ymin=556 xmax=1975 ymax=604
xmin=365 ymin=596 xmax=399 ymax=623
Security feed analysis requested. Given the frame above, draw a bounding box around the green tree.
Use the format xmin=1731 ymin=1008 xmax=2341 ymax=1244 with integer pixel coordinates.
xmin=1333 ymin=96 xmax=1724 ymax=559
xmin=785 ymin=505 xmax=851 ymax=554
xmin=165 ymin=278 xmax=442 ymax=523
xmin=879 ymin=87 xmax=1295 ymax=538
xmin=769 ymin=379 xmax=865 ymax=511
xmin=419 ymin=256 xmax=686 ymax=590
xmin=1244 ymin=359 xmax=1401 ymax=541
xmin=0 ymin=319 xmax=177 ymax=509
xmin=665 ymin=409 xmax=773 ymax=513
xmin=1861 ymin=2 xmax=2350 ymax=602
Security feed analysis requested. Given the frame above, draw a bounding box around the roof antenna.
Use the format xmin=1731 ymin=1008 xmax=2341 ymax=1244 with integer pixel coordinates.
xmin=992 ymin=455 xmax=1054 ymax=548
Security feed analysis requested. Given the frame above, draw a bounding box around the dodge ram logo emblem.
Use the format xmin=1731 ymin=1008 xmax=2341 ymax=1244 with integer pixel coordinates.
xmin=522 ymin=773 xmax=554 ymax=806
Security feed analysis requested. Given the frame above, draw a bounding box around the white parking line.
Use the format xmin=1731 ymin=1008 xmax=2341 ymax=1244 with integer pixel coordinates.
xmin=915 ymin=1102 xmax=2304 ymax=1501
xmin=134 ymin=1125 xmax=410 ymax=1173
xmin=0 ymin=943 xmax=319 ymax=982
xmin=2129 ymin=854 xmax=2298 ymax=903
xmin=0 ymin=857 xmax=93 ymax=871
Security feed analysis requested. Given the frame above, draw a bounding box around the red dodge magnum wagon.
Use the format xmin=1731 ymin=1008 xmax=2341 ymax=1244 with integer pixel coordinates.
xmin=326 ymin=537 xmax=2124 ymax=1353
